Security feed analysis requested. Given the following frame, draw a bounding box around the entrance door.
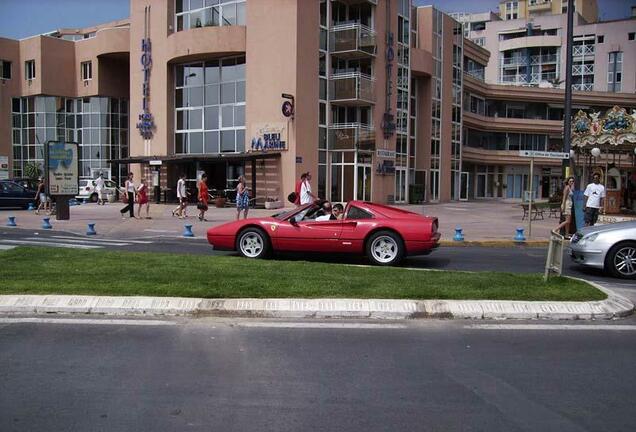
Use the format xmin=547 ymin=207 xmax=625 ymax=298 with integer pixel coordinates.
xmin=356 ymin=165 xmax=371 ymax=201
xmin=395 ymin=168 xmax=407 ymax=203
xmin=460 ymin=172 xmax=469 ymax=201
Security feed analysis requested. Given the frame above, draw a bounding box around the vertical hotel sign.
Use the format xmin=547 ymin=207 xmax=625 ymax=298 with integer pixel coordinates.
xmin=136 ymin=5 xmax=154 ymax=139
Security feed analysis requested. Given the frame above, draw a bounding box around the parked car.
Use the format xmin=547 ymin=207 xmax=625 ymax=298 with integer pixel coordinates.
xmin=76 ymin=179 xmax=118 ymax=202
xmin=206 ymin=201 xmax=440 ymax=266
xmin=0 ymin=180 xmax=34 ymax=209
xmin=10 ymin=177 xmax=39 ymax=192
xmin=568 ymin=221 xmax=636 ymax=279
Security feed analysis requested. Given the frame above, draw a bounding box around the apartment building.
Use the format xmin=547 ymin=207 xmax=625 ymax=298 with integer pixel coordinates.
xmin=0 ymin=0 xmax=634 ymax=205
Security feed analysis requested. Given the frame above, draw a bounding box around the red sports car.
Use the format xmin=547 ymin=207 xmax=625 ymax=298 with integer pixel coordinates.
xmin=206 ymin=201 xmax=440 ymax=266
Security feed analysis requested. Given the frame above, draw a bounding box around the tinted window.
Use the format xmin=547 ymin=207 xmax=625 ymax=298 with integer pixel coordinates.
xmin=3 ymin=182 xmax=24 ymax=193
xmin=346 ymin=206 xmax=373 ymax=220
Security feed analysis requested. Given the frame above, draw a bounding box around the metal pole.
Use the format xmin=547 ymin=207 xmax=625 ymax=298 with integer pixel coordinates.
xmin=562 ymin=0 xmax=575 ymax=177
xmin=529 ymin=157 xmax=534 ymax=238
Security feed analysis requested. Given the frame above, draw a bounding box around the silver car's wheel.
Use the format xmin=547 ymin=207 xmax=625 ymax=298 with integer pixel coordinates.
xmin=237 ymin=228 xmax=270 ymax=259
xmin=606 ymin=241 xmax=636 ymax=279
xmin=366 ymin=231 xmax=404 ymax=266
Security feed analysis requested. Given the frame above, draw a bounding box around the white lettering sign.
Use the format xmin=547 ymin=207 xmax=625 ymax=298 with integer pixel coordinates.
xmin=518 ymin=150 xmax=570 ymax=159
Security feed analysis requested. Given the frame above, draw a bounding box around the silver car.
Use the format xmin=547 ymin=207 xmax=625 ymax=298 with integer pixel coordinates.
xmin=568 ymin=221 xmax=636 ymax=279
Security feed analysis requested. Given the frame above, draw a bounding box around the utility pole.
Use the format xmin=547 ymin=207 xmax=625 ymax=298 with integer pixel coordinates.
xmin=562 ymin=0 xmax=575 ymax=178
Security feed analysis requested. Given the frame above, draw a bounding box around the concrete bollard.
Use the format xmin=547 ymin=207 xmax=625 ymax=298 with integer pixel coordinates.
xmin=42 ymin=218 xmax=53 ymax=229
xmin=27 ymin=202 xmax=36 ymax=211
xmin=514 ymin=227 xmax=526 ymax=242
xmin=86 ymin=223 xmax=97 ymax=236
xmin=7 ymin=216 xmax=16 ymax=227
xmin=183 ymin=224 xmax=194 ymax=237
xmin=453 ymin=226 xmax=464 ymax=242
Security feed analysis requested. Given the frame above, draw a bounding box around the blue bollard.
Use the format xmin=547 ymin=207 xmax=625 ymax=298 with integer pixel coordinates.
xmin=7 ymin=216 xmax=16 ymax=227
xmin=514 ymin=227 xmax=526 ymax=242
xmin=453 ymin=226 xmax=464 ymax=242
xmin=42 ymin=218 xmax=52 ymax=229
xmin=183 ymin=224 xmax=194 ymax=237
xmin=27 ymin=202 xmax=35 ymax=211
xmin=86 ymin=223 xmax=96 ymax=236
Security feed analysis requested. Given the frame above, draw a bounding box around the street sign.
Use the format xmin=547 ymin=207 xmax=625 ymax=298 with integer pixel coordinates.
xmin=149 ymin=160 xmax=162 ymax=166
xmin=518 ymin=150 xmax=570 ymax=159
xmin=376 ymin=149 xmax=396 ymax=159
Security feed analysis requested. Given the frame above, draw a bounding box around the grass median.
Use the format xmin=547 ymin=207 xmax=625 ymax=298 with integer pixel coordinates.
xmin=0 ymin=247 xmax=605 ymax=302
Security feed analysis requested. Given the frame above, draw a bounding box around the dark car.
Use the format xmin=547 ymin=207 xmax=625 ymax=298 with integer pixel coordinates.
xmin=0 ymin=180 xmax=35 ymax=209
xmin=10 ymin=177 xmax=39 ymax=192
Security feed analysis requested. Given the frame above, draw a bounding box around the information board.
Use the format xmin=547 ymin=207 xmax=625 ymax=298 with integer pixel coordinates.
xmin=46 ymin=141 xmax=79 ymax=196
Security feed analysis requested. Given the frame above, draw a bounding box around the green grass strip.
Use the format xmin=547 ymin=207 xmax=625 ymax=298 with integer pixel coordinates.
xmin=0 ymin=247 xmax=605 ymax=302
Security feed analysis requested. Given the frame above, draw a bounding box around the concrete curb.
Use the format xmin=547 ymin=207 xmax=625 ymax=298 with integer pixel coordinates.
xmin=0 ymin=282 xmax=632 ymax=321
xmin=440 ymin=240 xmax=549 ymax=248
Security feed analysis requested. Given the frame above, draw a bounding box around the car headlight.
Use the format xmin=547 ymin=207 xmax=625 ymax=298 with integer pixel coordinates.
xmin=578 ymin=233 xmax=599 ymax=245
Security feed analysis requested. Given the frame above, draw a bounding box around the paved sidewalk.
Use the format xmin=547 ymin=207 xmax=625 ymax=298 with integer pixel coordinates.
xmin=0 ymin=200 xmax=559 ymax=243
xmin=0 ymin=281 xmax=632 ymax=320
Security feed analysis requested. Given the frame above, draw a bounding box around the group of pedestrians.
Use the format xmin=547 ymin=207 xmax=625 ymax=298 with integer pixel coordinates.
xmin=555 ymin=172 xmax=606 ymax=237
xmin=119 ymin=172 xmax=151 ymax=220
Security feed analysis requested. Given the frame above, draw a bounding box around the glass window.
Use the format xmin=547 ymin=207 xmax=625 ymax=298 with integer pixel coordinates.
xmin=204 ymin=131 xmax=219 ymax=153
xmin=204 ymin=106 xmax=219 ymax=130
xmin=190 ymin=132 xmax=204 ymax=153
xmin=221 ymin=130 xmax=235 ymax=152
xmin=222 ymin=105 xmax=234 ymax=127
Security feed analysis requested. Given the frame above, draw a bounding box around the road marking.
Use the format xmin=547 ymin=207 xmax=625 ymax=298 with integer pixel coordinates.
xmin=0 ymin=245 xmax=16 ymax=250
xmin=144 ymin=229 xmax=175 ymax=233
xmin=234 ymin=322 xmax=407 ymax=329
xmin=0 ymin=318 xmax=177 ymax=326
xmin=466 ymin=324 xmax=636 ymax=331
xmin=50 ymin=235 xmax=153 ymax=244
xmin=25 ymin=237 xmax=128 ymax=246
xmin=0 ymin=239 xmax=102 ymax=249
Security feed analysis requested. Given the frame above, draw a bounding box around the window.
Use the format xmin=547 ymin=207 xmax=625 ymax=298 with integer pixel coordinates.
xmin=0 ymin=59 xmax=11 ymax=79
xmin=629 ymin=32 xmax=635 ymax=41
xmin=608 ymin=51 xmax=622 ymax=92
xmin=505 ymin=2 xmax=518 ymax=20
xmin=346 ymin=206 xmax=373 ymax=220
xmin=597 ymin=35 xmax=604 ymax=43
xmin=175 ymin=0 xmax=246 ymax=32
xmin=81 ymin=61 xmax=92 ymax=81
xmin=25 ymin=60 xmax=35 ymax=80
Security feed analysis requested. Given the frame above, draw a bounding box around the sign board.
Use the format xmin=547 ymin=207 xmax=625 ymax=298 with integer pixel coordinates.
xmin=149 ymin=160 xmax=162 ymax=166
xmin=518 ymin=150 xmax=570 ymax=159
xmin=46 ymin=141 xmax=79 ymax=196
xmin=249 ymin=123 xmax=287 ymax=152
xmin=295 ymin=156 xmax=303 ymax=164
xmin=0 ymin=156 xmax=8 ymax=180
xmin=376 ymin=149 xmax=396 ymax=159
xmin=282 ymin=101 xmax=294 ymax=117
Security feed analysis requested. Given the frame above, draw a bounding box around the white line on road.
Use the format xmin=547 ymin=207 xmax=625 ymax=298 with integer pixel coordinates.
xmin=466 ymin=324 xmax=636 ymax=331
xmin=234 ymin=322 xmax=407 ymax=329
xmin=0 ymin=239 xmax=102 ymax=249
xmin=0 ymin=318 xmax=177 ymax=326
xmin=0 ymin=245 xmax=16 ymax=250
xmin=25 ymin=237 xmax=128 ymax=246
xmin=143 ymin=229 xmax=176 ymax=233
xmin=50 ymin=235 xmax=153 ymax=244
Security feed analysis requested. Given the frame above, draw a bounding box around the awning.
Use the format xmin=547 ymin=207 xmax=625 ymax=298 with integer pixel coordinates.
xmin=109 ymin=151 xmax=283 ymax=165
xmin=497 ymin=27 xmax=527 ymax=35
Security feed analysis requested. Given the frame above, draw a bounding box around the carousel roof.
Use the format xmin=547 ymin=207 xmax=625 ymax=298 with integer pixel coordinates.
xmin=571 ymin=106 xmax=636 ymax=152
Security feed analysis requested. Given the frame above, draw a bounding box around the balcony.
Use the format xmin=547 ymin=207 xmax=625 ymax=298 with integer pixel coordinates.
xmin=329 ymin=24 xmax=376 ymax=59
xmin=500 ymin=74 xmax=529 ymax=85
xmin=332 ymin=0 xmax=377 ymax=5
xmin=572 ymin=83 xmax=594 ymax=91
xmin=530 ymin=53 xmax=558 ymax=64
xmin=329 ymin=123 xmax=375 ymax=150
xmin=573 ymin=64 xmax=594 ymax=75
xmin=330 ymin=72 xmax=376 ymax=105
xmin=528 ymin=0 xmax=552 ymax=12
xmin=502 ymin=56 xmax=528 ymax=66
xmin=573 ymin=45 xmax=594 ymax=57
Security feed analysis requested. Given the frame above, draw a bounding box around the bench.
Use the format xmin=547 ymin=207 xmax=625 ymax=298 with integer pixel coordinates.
xmin=521 ymin=202 xmax=562 ymax=220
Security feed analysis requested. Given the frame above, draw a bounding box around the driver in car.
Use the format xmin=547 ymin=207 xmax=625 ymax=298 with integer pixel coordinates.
xmin=315 ymin=203 xmax=343 ymax=221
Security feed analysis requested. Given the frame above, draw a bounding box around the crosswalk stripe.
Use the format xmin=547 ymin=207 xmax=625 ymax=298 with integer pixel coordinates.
xmin=0 ymin=239 xmax=102 ymax=249
xmin=25 ymin=237 xmax=128 ymax=246
xmin=466 ymin=324 xmax=636 ymax=331
xmin=49 ymin=235 xmax=152 ymax=244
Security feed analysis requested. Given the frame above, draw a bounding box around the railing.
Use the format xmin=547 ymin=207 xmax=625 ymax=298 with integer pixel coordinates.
xmin=573 ymin=63 xmax=594 ymax=75
xmin=530 ymin=53 xmax=558 ymax=64
xmin=528 ymin=0 xmax=552 ymax=11
xmin=572 ymin=83 xmax=593 ymax=91
xmin=530 ymin=72 xmax=557 ymax=83
xmin=332 ymin=0 xmax=377 ymax=4
xmin=500 ymin=74 xmax=529 ymax=85
xmin=502 ymin=57 xmax=528 ymax=66
xmin=466 ymin=68 xmax=485 ymax=81
xmin=573 ymin=45 xmax=594 ymax=57
xmin=329 ymin=72 xmax=376 ymax=104
xmin=329 ymin=123 xmax=375 ymax=150
xmin=329 ymin=24 xmax=376 ymax=57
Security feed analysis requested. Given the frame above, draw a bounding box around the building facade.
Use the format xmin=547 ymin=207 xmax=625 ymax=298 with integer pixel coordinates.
xmin=0 ymin=0 xmax=634 ymax=204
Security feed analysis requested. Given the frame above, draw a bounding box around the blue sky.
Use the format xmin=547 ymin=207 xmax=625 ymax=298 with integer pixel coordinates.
xmin=0 ymin=0 xmax=632 ymax=39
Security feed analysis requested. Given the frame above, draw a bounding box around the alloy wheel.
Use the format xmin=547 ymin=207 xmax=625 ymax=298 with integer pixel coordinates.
xmin=371 ymin=236 xmax=398 ymax=264
xmin=240 ymin=232 xmax=263 ymax=258
xmin=613 ymin=245 xmax=636 ymax=277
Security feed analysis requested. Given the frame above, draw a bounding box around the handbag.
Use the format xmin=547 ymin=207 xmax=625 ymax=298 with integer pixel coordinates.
xmin=197 ymin=201 xmax=207 ymax=210
xmin=121 ymin=193 xmax=128 ymax=204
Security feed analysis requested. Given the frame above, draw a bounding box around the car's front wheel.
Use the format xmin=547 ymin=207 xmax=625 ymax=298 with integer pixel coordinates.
xmin=236 ymin=228 xmax=270 ymax=259
xmin=605 ymin=241 xmax=636 ymax=279
xmin=366 ymin=230 xmax=404 ymax=266
xmin=90 ymin=193 xmax=98 ymax=203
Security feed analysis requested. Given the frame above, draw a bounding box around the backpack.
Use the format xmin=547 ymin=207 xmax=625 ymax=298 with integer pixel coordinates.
xmin=287 ymin=192 xmax=297 ymax=204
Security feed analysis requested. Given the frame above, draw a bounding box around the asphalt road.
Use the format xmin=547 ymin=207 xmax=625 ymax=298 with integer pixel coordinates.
xmin=1 ymin=317 xmax=635 ymax=432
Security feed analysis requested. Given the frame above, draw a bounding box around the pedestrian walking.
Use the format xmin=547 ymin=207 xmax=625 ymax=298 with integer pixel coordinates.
xmin=172 ymin=173 xmax=188 ymax=218
xmin=584 ymin=172 xmax=606 ymax=226
xmin=95 ymin=172 xmax=106 ymax=205
xmin=197 ymin=173 xmax=209 ymax=221
xmin=300 ymin=172 xmax=317 ymax=205
xmin=119 ymin=173 xmax=136 ymax=219
xmin=236 ymin=175 xmax=250 ymax=220
xmin=293 ymin=173 xmax=305 ymax=206
xmin=137 ymin=178 xmax=151 ymax=219
xmin=34 ymin=177 xmax=50 ymax=215
xmin=555 ymin=176 xmax=575 ymax=238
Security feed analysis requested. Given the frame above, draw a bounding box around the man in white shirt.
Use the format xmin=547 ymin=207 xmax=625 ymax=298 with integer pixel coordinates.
xmin=300 ymin=172 xmax=317 ymax=205
xmin=172 ymin=173 xmax=188 ymax=218
xmin=95 ymin=173 xmax=105 ymax=205
xmin=583 ymin=173 xmax=605 ymax=226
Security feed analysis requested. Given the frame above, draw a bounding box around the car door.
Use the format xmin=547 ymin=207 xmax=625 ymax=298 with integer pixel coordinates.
xmin=272 ymin=207 xmax=343 ymax=252
xmin=0 ymin=182 xmax=30 ymax=208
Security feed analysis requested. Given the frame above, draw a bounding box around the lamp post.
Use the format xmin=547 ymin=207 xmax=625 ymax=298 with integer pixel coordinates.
xmin=562 ymin=0 xmax=575 ymax=177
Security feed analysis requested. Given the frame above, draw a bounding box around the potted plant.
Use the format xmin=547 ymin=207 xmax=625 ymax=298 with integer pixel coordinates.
xmin=264 ymin=196 xmax=283 ymax=209
xmin=215 ymin=190 xmax=226 ymax=208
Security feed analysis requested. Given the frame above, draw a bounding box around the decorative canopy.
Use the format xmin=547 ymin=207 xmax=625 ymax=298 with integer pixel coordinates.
xmin=571 ymin=106 xmax=636 ymax=151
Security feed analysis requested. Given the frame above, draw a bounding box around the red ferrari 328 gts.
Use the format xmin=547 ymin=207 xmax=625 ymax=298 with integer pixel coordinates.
xmin=206 ymin=201 xmax=440 ymax=266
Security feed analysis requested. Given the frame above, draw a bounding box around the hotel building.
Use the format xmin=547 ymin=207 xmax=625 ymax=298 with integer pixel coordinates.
xmin=0 ymin=0 xmax=634 ymax=204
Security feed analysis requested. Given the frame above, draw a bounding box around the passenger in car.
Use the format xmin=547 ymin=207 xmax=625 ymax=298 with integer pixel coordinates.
xmin=315 ymin=201 xmax=333 ymax=221
xmin=315 ymin=202 xmax=343 ymax=221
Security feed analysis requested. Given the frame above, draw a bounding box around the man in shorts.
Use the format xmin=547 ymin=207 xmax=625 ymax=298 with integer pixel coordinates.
xmin=583 ymin=173 xmax=605 ymax=226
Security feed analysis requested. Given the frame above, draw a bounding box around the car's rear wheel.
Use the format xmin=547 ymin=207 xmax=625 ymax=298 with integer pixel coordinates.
xmin=236 ymin=228 xmax=270 ymax=259
xmin=605 ymin=241 xmax=636 ymax=279
xmin=90 ymin=193 xmax=98 ymax=203
xmin=366 ymin=230 xmax=404 ymax=266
